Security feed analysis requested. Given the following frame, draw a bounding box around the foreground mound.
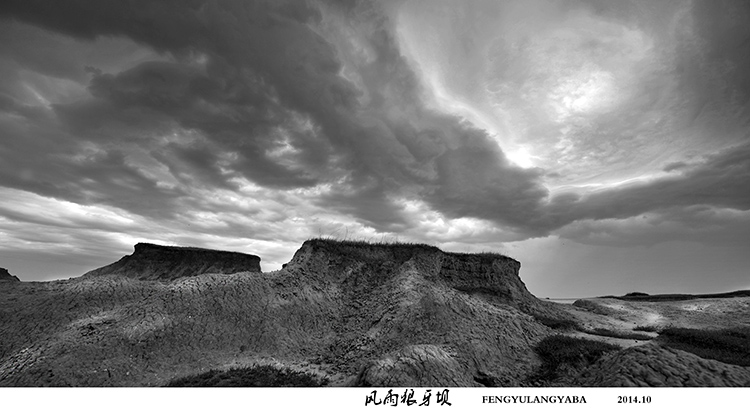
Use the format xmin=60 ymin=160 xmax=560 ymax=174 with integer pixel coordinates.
xmin=572 ymin=344 xmax=750 ymax=387
xmin=82 ymin=243 xmax=262 ymax=280
xmin=0 ymin=239 xmax=572 ymax=386
xmin=354 ymin=345 xmax=473 ymax=386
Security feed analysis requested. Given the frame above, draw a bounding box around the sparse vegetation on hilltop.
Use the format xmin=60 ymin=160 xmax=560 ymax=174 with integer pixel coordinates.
xmin=304 ymin=238 xmax=512 ymax=261
xmin=624 ymin=292 xmax=649 ymax=297
xmin=633 ymin=325 xmax=660 ymax=332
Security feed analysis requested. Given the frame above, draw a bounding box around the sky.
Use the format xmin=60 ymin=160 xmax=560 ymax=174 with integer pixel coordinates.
xmin=0 ymin=0 xmax=748 ymax=297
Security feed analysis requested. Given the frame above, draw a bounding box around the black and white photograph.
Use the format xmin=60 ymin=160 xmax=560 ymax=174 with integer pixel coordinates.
xmin=0 ymin=0 xmax=749 ymax=412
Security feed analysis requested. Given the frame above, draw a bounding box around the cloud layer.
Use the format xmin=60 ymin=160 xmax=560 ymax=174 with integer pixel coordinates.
xmin=0 ymin=0 xmax=748 ymax=294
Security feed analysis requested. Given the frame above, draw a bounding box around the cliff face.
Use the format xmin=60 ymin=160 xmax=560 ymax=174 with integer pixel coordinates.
xmin=286 ymin=239 xmax=542 ymax=311
xmin=275 ymin=239 xmax=566 ymax=385
xmin=82 ymin=243 xmax=261 ymax=280
xmin=0 ymin=268 xmax=19 ymax=283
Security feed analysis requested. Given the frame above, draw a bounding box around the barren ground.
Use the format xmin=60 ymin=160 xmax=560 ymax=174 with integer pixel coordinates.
xmin=559 ymin=296 xmax=750 ymax=346
xmin=538 ymin=296 xmax=750 ymax=387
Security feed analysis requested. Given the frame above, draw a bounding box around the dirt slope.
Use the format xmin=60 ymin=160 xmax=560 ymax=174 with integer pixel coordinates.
xmin=555 ymin=296 xmax=750 ymax=386
xmin=0 ymin=239 xmax=568 ymax=386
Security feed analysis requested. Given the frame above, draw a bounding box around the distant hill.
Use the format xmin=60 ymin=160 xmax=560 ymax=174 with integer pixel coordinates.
xmin=603 ymin=290 xmax=750 ymax=302
xmin=82 ymin=242 xmax=262 ymax=280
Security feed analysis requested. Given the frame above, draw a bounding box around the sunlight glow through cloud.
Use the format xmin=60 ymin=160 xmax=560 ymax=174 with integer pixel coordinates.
xmin=395 ymin=0 xmax=672 ymax=186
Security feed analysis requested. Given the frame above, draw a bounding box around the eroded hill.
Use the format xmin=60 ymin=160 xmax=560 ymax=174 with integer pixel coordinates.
xmin=0 ymin=239 xmax=570 ymax=386
xmin=2 ymin=239 xmax=748 ymax=387
xmin=83 ymin=243 xmax=262 ymax=280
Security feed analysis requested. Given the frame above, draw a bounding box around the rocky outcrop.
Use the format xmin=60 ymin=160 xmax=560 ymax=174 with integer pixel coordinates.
xmin=285 ymin=239 xmax=546 ymax=313
xmin=82 ymin=243 xmax=261 ymax=280
xmin=276 ymin=239 xmax=568 ymax=385
xmin=0 ymin=268 xmax=19 ymax=283
xmin=572 ymin=344 xmax=750 ymax=387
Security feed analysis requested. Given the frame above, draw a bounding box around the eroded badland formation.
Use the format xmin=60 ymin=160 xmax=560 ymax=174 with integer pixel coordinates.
xmin=0 ymin=268 xmax=19 ymax=283
xmin=1 ymin=240 xmax=748 ymax=387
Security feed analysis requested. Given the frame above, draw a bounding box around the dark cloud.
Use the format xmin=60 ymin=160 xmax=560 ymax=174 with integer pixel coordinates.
xmin=0 ymin=89 xmax=186 ymax=218
xmin=3 ymin=0 xmax=550 ymax=233
xmin=64 ymin=58 xmax=337 ymax=189
xmin=0 ymin=21 xmax=88 ymax=82
xmin=558 ymin=206 xmax=750 ymax=248
xmin=430 ymin=132 xmax=547 ymax=231
xmin=663 ymin=161 xmax=689 ymax=172
xmin=691 ymin=0 xmax=750 ymax=102
xmin=552 ymin=142 xmax=750 ymax=224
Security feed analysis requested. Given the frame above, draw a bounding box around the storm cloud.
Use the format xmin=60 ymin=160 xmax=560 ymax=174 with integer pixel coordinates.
xmin=0 ymin=0 xmax=749 ymax=296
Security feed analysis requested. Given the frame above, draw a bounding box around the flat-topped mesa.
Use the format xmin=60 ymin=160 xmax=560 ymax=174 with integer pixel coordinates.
xmin=82 ymin=243 xmax=262 ymax=280
xmin=285 ymin=239 xmax=538 ymax=308
xmin=0 ymin=267 xmax=20 ymax=282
